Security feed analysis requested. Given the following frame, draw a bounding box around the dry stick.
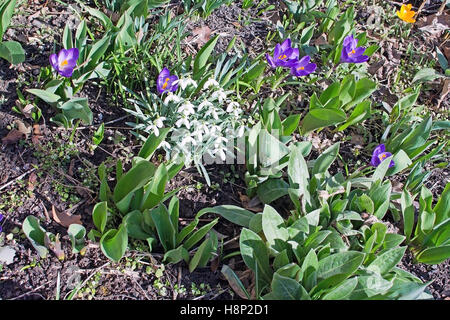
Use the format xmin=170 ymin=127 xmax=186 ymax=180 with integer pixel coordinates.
xmin=55 ymin=115 xmax=130 ymax=131
xmin=10 ymin=280 xmax=52 ymax=300
xmin=0 ymin=168 xmax=36 ymax=192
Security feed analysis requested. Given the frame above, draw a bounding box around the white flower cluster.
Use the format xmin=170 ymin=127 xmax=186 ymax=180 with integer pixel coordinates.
xmin=127 ymin=76 xmax=247 ymax=168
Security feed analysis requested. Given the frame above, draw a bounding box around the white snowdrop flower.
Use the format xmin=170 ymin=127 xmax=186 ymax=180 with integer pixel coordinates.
xmin=164 ymin=93 xmax=182 ymax=105
xmin=178 ymin=102 xmax=195 ymax=116
xmin=226 ymin=101 xmax=240 ymax=112
xmin=175 ymin=117 xmax=191 ymax=129
xmin=203 ymin=78 xmax=219 ymax=89
xmin=154 ymin=117 xmax=166 ymax=128
xmin=181 ymin=136 xmax=197 ymax=146
xmin=197 ymin=100 xmax=213 ymax=112
xmin=210 ymin=125 xmax=221 ymax=135
xmin=205 ymin=108 xmax=219 ymax=120
xmin=160 ymin=141 xmax=171 ymax=150
xmin=178 ymin=78 xmax=198 ymax=90
xmin=214 ymin=148 xmax=226 ymax=161
xmin=211 ymin=89 xmax=227 ymax=103
xmin=215 ymin=136 xmax=228 ymax=145
xmin=236 ymin=125 xmax=245 ymax=138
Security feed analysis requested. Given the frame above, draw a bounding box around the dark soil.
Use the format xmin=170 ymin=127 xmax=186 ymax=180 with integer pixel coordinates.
xmin=0 ymin=0 xmax=449 ymax=300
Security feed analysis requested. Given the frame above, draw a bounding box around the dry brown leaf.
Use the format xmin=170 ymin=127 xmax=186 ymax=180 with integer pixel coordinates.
xmin=192 ymin=26 xmax=212 ymax=45
xmin=51 ymin=205 xmax=82 ymax=227
xmin=238 ymin=192 xmax=263 ymax=212
xmin=21 ymin=104 xmax=35 ymax=119
xmin=44 ymin=233 xmax=65 ymax=261
xmin=28 ymin=171 xmax=38 ymax=192
xmin=68 ymin=159 xmax=75 ymax=177
xmin=2 ymin=129 xmax=25 ymax=145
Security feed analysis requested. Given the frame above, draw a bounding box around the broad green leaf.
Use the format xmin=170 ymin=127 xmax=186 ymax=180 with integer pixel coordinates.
xmin=316 ymin=251 xmax=365 ymax=287
xmin=138 ymin=128 xmax=170 ymax=160
xmin=151 ymin=205 xmax=177 ymax=252
xmin=239 ymin=228 xmax=272 ymax=283
xmin=338 ymin=100 xmax=371 ymax=131
xmin=262 ymin=205 xmax=289 ymax=252
xmin=0 ymin=0 xmax=17 ymax=39
xmin=367 ymin=246 xmax=406 ymax=275
xmin=193 ymin=35 xmax=219 ymax=78
xmin=271 ymin=273 xmax=310 ymax=300
xmin=412 ymin=68 xmax=444 ymax=84
xmin=189 ymin=232 xmax=218 ymax=272
xmin=100 ymin=223 xmax=128 ymax=262
xmin=123 ymin=210 xmax=153 ymax=240
xmin=257 ymin=178 xmax=289 ymax=204
xmin=282 ymin=114 xmax=301 ymax=136
xmin=434 ymin=182 xmax=450 ymax=225
xmin=221 ymin=264 xmax=251 ymax=299
xmin=301 ymin=108 xmax=346 ymax=134
xmin=163 ymin=245 xmax=189 ymax=264
xmin=322 ymin=277 xmax=358 ymax=300
xmin=113 ymin=160 xmax=155 ymax=212
xmin=401 ymin=190 xmax=415 ymax=241
xmin=0 ymin=41 xmax=25 ymax=64
xmin=92 ymin=201 xmax=108 ymax=234
xmin=62 ymin=23 xmax=73 ymax=50
xmin=416 ymin=245 xmax=450 ymax=265
xmin=26 ymin=89 xmax=60 ymax=105
xmin=312 ymin=142 xmax=340 ymax=175
xmin=67 ymin=224 xmax=86 ymax=254
xmin=141 ymin=163 xmax=168 ymax=210
xmin=183 ymin=218 xmax=218 ymax=250
xmin=59 ymin=98 xmax=93 ymax=125
xmin=22 ymin=216 xmax=48 ymax=258
xmin=196 ymin=205 xmax=255 ymax=228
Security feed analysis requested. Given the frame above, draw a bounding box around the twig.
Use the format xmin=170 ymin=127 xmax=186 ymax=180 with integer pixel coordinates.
xmin=0 ymin=168 xmax=36 ymax=192
xmin=10 ymin=280 xmax=51 ymax=300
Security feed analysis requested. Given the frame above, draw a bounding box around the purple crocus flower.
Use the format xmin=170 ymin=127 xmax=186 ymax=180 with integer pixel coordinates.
xmin=49 ymin=48 xmax=79 ymax=77
xmin=266 ymin=39 xmax=299 ymax=68
xmin=340 ymin=35 xmax=369 ymax=64
xmin=371 ymin=144 xmax=395 ymax=168
xmin=290 ymin=55 xmax=317 ymax=77
xmin=0 ymin=213 xmax=3 ymax=233
xmin=157 ymin=68 xmax=178 ymax=94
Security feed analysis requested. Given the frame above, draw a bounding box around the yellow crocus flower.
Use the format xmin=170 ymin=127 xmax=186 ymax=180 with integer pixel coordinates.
xmin=397 ymin=4 xmax=416 ymax=23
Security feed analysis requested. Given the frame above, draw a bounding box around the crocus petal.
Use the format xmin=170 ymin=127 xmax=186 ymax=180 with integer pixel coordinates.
xmin=343 ymin=35 xmax=354 ymax=47
xmin=49 ymin=53 xmax=58 ymax=69
xmin=266 ymin=53 xmax=277 ymax=68
xmin=59 ymin=67 xmax=74 ymax=77
xmin=304 ymin=62 xmax=317 ymax=73
xmin=288 ymin=47 xmax=299 ymax=60
xmin=169 ymin=75 xmax=179 ymax=92
xmin=354 ymin=46 xmax=366 ymax=57
xmin=298 ymin=55 xmax=311 ymax=66
xmin=157 ymin=68 xmax=171 ymax=93
xmin=57 ymin=49 xmax=69 ymax=64
xmin=280 ymin=38 xmax=291 ymax=51
xmin=273 ymin=44 xmax=282 ymax=61
xmin=64 ymin=48 xmax=79 ymax=67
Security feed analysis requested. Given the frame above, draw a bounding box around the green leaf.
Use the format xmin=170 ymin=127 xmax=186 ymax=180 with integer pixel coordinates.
xmin=383 ymin=233 xmax=406 ymax=249
xmin=138 ymin=128 xmax=170 ymax=160
xmin=26 ymin=89 xmax=60 ymax=105
xmin=62 ymin=23 xmax=73 ymax=50
xmin=163 ymin=245 xmax=189 ymax=264
xmin=367 ymin=246 xmax=407 ymax=275
xmin=282 ymin=114 xmax=301 ymax=136
xmin=92 ymin=123 xmax=104 ymax=146
xmin=196 ymin=205 xmax=255 ymax=228
xmin=151 ymin=205 xmax=177 ymax=252
xmin=123 ymin=210 xmax=153 ymax=240
xmin=141 ymin=163 xmax=168 ymax=210
xmin=301 ymin=108 xmax=347 ymax=134
xmin=416 ymin=245 xmax=450 ymax=265
xmin=321 ymin=277 xmax=358 ymax=300
xmin=113 ymin=160 xmax=155 ymax=212
xmin=337 ymin=100 xmax=371 ymax=131
xmin=316 ymin=251 xmax=365 ymax=287
xmin=434 ymin=182 xmax=450 ymax=225
xmin=312 ymin=142 xmax=340 ymax=175
xmin=92 ymin=201 xmax=108 ymax=234
xmin=401 ymin=190 xmax=415 ymax=242
xmin=0 ymin=0 xmax=17 ymax=39
xmin=257 ymin=178 xmax=289 ymax=204
xmin=189 ymin=232 xmax=218 ymax=272
xmin=271 ymin=273 xmax=310 ymax=300
xmin=262 ymin=205 xmax=289 ymax=252
xmin=59 ymin=98 xmax=93 ymax=125
xmin=67 ymin=224 xmax=86 ymax=254
xmin=239 ymin=228 xmax=273 ymax=284
xmin=412 ymin=68 xmax=444 ymax=84
xmin=221 ymin=264 xmax=251 ymax=299
xmin=0 ymin=41 xmax=25 ymax=65
xmin=193 ymin=35 xmax=219 ymax=78
xmin=100 ymin=224 xmax=128 ymax=262
xmin=22 ymin=216 xmax=49 ymax=258
xmin=183 ymin=218 xmax=218 ymax=250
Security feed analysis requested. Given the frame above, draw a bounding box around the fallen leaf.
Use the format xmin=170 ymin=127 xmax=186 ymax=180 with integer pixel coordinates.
xmin=2 ymin=129 xmax=25 ymax=145
xmin=51 ymin=205 xmax=82 ymax=228
xmin=0 ymin=246 xmax=16 ymax=265
xmin=21 ymin=104 xmax=35 ymax=119
xmin=238 ymin=192 xmax=263 ymax=212
xmin=68 ymin=159 xmax=75 ymax=177
xmin=192 ymin=26 xmax=211 ymax=45
xmin=28 ymin=171 xmax=38 ymax=192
